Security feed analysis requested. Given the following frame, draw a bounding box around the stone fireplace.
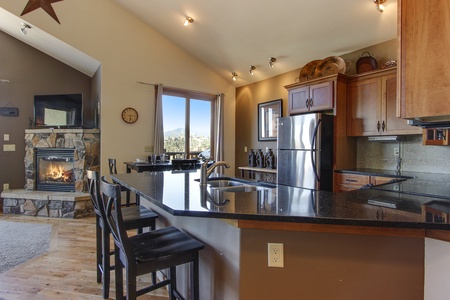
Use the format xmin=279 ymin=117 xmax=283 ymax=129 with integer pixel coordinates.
xmin=24 ymin=128 xmax=100 ymax=192
xmin=1 ymin=128 xmax=100 ymax=218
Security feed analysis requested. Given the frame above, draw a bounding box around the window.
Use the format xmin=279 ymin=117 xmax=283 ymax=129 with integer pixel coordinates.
xmin=162 ymin=88 xmax=215 ymax=159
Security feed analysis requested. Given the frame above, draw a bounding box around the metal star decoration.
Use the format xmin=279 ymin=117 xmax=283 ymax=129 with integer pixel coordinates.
xmin=21 ymin=0 xmax=64 ymax=24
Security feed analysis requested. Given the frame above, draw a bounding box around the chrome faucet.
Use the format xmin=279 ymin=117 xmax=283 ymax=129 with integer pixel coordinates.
xmin=200 ymin=159 xmax=230 ymax=187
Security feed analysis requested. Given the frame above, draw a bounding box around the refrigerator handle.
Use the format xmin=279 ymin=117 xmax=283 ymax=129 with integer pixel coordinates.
xmin=311 ymin=118 xmax=321 ymax=182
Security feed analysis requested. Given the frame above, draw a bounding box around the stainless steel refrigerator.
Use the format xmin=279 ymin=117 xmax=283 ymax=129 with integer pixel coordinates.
xmin=277 ymin=113 xmax=334 ymax=191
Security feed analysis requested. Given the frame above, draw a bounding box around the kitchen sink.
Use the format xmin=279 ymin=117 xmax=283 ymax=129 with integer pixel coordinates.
xmin=204 ymin=177 xmax=276 ymax=192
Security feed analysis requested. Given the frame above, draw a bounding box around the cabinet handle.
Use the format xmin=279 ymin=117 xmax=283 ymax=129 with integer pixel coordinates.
xmin=382 ymin=121 xmax=385 ymax=132
xmin=377 ymin=121 xmax=381 ymax=132
xmin=345 ymin=179 xmax=357 ymax=182
xmin=310 ymin=98 xmax=313 ymax=107
xmin=305 ymin=99 xmax=309 ymax=108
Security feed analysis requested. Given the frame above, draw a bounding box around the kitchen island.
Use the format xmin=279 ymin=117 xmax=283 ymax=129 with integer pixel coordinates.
xmin=111 ymin=170 xmax=450 ymax=300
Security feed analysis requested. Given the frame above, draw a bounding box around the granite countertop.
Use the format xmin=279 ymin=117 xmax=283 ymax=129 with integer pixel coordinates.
xmin=111 ymin=170 xmax=450 ymax=230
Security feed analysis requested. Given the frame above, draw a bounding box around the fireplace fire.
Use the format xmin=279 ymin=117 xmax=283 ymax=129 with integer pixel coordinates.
xmin=35 ymin=148 xmax=75 ymax=192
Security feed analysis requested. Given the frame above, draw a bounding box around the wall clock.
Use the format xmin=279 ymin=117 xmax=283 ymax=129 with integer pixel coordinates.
xmin=121 ymin=107 xmax=138 ymax=124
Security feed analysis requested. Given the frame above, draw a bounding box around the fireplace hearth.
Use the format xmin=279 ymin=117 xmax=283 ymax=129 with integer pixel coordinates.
xmin=35 ymin=148 xmax=76 ymax=192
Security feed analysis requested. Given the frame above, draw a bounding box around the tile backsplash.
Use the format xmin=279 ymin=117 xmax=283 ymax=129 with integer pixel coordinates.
xmin=357 ymin=135 xmax=450 ymax=175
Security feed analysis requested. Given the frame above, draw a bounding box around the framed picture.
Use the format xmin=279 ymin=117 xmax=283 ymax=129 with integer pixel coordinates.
xmin=258 ymin=99 xmax=282 ymax=141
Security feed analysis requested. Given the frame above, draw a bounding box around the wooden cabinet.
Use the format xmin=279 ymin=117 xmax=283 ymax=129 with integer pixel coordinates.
xmin=398 ymin=0 xmax=450 ymax=119
xmin=335 ymin=173 xmax=397 ymax=193
xmin=285 ymin=74 xmax=347 ymax=115
xmin=347 ymin=68 xmax=421 ymax=136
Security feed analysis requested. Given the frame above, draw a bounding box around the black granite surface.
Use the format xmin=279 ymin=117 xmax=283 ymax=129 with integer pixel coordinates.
xmin=111 ymin=170 xmax=450 ymax=230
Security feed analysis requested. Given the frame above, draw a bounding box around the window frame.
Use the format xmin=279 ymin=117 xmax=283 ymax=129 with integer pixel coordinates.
xmin=162 ymin=87 xmax=216 ymax=159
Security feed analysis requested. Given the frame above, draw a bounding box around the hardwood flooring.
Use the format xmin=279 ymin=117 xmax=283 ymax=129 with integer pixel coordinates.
xmin=0 ymin=213 xmax=168 ymax=300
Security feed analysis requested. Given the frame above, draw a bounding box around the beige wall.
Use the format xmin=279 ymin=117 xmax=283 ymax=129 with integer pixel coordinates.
xmin=0 ymin=30 xmax=92 ymax=193
xmin=0 ymin=0 xmax=236 ymax=177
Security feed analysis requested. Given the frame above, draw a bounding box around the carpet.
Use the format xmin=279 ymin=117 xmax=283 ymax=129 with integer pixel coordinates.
xmin=0 ymin=221 xmax=52 ymax=273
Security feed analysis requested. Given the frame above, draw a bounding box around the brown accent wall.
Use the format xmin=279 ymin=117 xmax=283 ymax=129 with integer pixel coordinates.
xmin=240 ymin=229 xmax=424 ymax=300
xmin=0 ymin=31 xmax=93 ymax=200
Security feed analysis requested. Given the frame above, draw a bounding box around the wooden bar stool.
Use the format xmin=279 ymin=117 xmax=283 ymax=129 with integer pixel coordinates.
xmin=100 ymin=176 xmax=204 ymax=300
xmin=87 ymin=170 xmax=158 ymax=299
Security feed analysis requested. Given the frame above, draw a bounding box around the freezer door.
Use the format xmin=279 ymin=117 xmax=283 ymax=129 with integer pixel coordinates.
xmin=277 ymin=114 xmax=320 ymax=150
xmin=277 ymin=149 xmax=319 ymax=190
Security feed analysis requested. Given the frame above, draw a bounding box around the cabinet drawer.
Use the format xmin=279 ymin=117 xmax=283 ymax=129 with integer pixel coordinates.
xmin=336 ymin=173 xmax=370 ymax=186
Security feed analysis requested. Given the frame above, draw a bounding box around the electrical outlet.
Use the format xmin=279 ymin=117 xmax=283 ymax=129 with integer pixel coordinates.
xmin=268 ymin=243 xmax=284 ymax=267
xmin=144 ymin=146 xmax=153 ymax=152
xmin=3 ymin=183 xmax=9 ymax=190
xmin=244 ymin=146 xmax=247 ymax=152
xmin=394 ymin=147 xmax=399 ymax=156
xmin=4 ymin=134 xmax=9 ymax=141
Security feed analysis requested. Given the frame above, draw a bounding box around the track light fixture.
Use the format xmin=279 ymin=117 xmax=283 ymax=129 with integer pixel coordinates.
xmin=184 ymin=17 xmax=194 ymax=26
xmin=20 ymin=23 xmax=31 ymax=35
xmin=249 ymin=66 xmax=256 ymax=75
xmin=373 ymin=0 xmax=387 ymax=12
xmin=232 ymin=72 xmax=238 ymax=81
xmin=269 ymin=57 xmax=277 ymax=68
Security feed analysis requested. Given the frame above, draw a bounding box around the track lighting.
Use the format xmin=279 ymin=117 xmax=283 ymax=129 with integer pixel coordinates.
xmin=20 ymin=23 xmax=31 ymax=35
xmin=269 ymin=57 xmax=277 ymax=68
xmin=232 ymin=72 xmax=238 ymax=81
xmin=184 ymin=17 xmax=194 ymax=26
xmin=249 ymin=66 xmax=256 ymax=75
xmin=373 ymin=0 xmax=386 ymax=12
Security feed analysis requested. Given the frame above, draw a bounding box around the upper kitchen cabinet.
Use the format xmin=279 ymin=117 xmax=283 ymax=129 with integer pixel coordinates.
xmin=398 ymin=0 xmax=450 ymax=119
xmin=285 ymin=74 xmax=348 ymax=115
xmin=347 ymin=68 xmax=421 ymax=136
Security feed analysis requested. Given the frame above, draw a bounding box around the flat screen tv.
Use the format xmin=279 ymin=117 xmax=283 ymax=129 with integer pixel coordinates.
xmin=34 ymin=93 xmax=83 ymax=128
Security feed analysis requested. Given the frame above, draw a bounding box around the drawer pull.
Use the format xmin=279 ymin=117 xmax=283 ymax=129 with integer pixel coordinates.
xmin=345 ymin=179 xmax=358 ymax=182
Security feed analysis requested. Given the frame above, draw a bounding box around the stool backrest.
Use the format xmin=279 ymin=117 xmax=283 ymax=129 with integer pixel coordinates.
xmin=108 ymin=158 xmax=118 ymax=174
xmin=86 ymin=170 xmax=107 ymax=220
xmin=100 ymin=176 xmax=133 ymax=258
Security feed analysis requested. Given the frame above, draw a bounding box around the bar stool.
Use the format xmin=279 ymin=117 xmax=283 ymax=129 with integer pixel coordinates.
xmin=100 ymin=176 xmax=204 ymax=300
xmin=108 ymin=158 xmax=134 ymax=206
xmin=87 ymin=170 xmax=158 ymax=299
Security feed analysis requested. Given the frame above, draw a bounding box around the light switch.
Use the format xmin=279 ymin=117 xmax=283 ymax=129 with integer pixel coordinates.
xmin=4 ymin=134 xmax=9 ymax=141
xmin=3 ymin=144 xmax=15 ymax=151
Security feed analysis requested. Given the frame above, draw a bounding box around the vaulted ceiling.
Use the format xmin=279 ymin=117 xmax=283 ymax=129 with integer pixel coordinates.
xmin=113 ymin=0 xmax=397 ymax=86
xmin=0 ymin=0 xmax=397 ymax=86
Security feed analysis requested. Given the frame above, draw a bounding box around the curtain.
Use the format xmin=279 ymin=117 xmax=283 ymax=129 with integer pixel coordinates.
xmin=154 ymin=84 xmax=164 ymax=154
xmin=213 ymin=93 xmax=225 ymax=173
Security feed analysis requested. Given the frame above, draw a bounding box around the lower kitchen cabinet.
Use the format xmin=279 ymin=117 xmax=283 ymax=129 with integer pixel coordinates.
xmin=334 ymin=173 xmax=397 ymax=192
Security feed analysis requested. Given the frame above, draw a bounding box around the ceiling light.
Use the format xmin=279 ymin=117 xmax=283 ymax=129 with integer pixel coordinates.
xmin=232 ymin=72 xmax=238 ymax=81
xmin=20 ymin=23 xmax=31 ymax=35
xmin=373 ymin=0 xmax=386 ymax=12
xmin=0 ymin=79 xmax=10 ymax=83
xmin=184 ymin=17 xmax=194 ymax=26
xmin=249 ymin=66 xmax=256 ymax=75
xmin=269 ymin=57 xmax=277 ymax=68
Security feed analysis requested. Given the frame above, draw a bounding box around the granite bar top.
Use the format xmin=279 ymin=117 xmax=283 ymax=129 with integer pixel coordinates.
xmin=111 ymin=170 xmax=450 ymax=230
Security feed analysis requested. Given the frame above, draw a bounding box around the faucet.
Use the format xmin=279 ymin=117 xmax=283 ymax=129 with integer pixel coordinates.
xmin=200 ymin=158 xmax=230 ymax=187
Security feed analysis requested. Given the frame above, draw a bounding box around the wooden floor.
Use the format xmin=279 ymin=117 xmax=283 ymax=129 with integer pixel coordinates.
xmin=0 ymin=213 xmax=168 ymax=300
